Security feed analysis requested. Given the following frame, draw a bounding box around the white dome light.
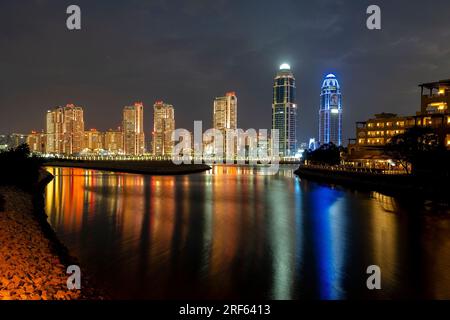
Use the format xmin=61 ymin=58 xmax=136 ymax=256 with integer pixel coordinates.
xmin=280 ymin=63 xmax=291 ymax=70
xmin=326 ymin=74 xmax=336 ymax=78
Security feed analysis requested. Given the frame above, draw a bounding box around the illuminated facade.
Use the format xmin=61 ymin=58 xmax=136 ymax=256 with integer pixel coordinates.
xmin=350 ymin=113 xmax=414 ymax=154
xmin=272 ymin=64 xmax=297 ymax=157
xmin=83 ymin=129 xmax=103 ymax=152
xmin=152 ymin=101 xmax=175 ymax=156
xmin=420 ymin=79 xmax=450 ymax=114
xmin=348 ymin=79 xmax=450 ymax=167
xmin=213 ymin=92 xmax=237 ymax=132
xmin=104 ymin=129 xmax=124 ymax=154
xmin=27 ymin=131 xmax=46 ymax=153
xmin=46 ymin=107 xmax=62 ymax=153
xmin=319 ymin=74 xmax=343 ymax=146
xmin=213 ymin=92 xmax=237 ymax=155
xmin=46 ymin=104 xmax=84 ymax=155
xmin=123 ymin=102 xmax=145 ymax=155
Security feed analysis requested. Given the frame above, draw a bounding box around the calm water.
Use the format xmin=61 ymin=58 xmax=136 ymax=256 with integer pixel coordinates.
xmin=44 ymin=165 xmax=450 ymax=300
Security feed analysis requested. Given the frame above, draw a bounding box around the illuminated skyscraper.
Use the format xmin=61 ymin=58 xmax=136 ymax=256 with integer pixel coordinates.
xmin=272 ymin=64 xmax=297 ymax=157
xmin=46 ymin=108 xmax=62 ymax=154
xmin=46 ymin=104 xmax=84 ymax=155
xmin=213 ymin=92 xmax=237 ymax=155
xmin=104 ymin=128 xmax=124 ymax=154
xmin=319 ymin=74 xmax=343 ymax=146
xmin=123 ymin=102 xmax=145 ymax=155
xmin=213 ymin=92 xmax=237 ymax=132
xmin=83 ymin=129 xmax=103 ymax=152
xmin=152 ymin=101 xmax=175 ymax=156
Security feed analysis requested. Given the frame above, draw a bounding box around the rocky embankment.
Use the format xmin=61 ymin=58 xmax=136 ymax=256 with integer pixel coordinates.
xmin=0 ymin=184 xmax=103 ymax=300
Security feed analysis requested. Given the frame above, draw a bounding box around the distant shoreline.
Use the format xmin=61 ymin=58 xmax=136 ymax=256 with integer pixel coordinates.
xmin=43 ymin=160 xmax=212 ymax=176
xmin=294 ymin=165 xmax=450 ymax=201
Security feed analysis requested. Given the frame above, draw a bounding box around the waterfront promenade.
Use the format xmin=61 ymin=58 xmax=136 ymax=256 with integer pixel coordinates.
xmin=44 ymin=159 xmax=211 ymax=175
xmin=294 ymin=164 xmax=449 ymax=199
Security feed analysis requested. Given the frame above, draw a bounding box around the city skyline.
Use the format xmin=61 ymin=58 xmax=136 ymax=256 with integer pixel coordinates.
xmin=1 ymin=0 xmax=450 ymax=305
xmin=2 ymin=1 xmax=450 ymax=144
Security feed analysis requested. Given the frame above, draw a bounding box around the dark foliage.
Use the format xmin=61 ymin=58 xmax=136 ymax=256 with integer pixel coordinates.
xmin=0 ymin=144 xmax=43 ymax=190
xmin=383 ymin=126 xmax=447 ymax=175
xmin=303 ymin=143 xmax=345 ymax=166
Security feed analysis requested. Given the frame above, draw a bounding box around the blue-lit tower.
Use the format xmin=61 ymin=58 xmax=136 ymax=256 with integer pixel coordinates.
xmin=272 ymin=63 xmax=297 ymax=157
xmin=319 ymin=74 xmax=343 ymax=146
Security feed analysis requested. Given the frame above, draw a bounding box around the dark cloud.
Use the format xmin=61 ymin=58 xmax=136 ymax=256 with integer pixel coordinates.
xmin=0 ymin=0 xmax=449 ymax=144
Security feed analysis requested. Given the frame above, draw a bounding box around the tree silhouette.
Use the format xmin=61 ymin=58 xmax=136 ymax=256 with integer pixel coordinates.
xmin=0 ymin=144 xmax=43 ymax=189
xmin=383 ymin=126 xmax=441 ymax=174
xmin=303 ymin=143 xmax=344 ymax=166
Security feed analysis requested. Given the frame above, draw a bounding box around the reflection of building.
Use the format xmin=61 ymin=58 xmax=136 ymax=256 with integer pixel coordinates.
xmin=213 ymin=92 xmax=237 ymax=155
xmin=46 ymin=104 xmax=84 ymax=155
xmin=123 ymin=102 xmax=145 ymax=155
xmin=27 ymin=131 xmax=46 ymax=153
xmin=272 ymin=64 xmax=297 ymax=157
xmin=104 ymin=129 xmax=124 ymax=154
xmin=152 ymin=101 xmax=175 ymax=156
xmin=83 ymin=129 xmax=103 ymax=152
xmin=319 ymin=74 xmax=343 ymax=146
xmin=348 ymin=79 xmax=450 ymax=167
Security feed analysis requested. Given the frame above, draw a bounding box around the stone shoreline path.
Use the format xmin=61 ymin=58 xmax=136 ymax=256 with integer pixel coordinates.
xmin=0 ymin=186 xmax=81 ymax=300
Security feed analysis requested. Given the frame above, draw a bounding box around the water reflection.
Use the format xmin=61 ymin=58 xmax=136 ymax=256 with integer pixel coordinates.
xmin=44 ymin=166 xmax=450 ymax=299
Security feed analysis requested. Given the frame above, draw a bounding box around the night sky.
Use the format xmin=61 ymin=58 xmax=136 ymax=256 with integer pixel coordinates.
xmin=1 ymin=0 xmax=449 ymax=144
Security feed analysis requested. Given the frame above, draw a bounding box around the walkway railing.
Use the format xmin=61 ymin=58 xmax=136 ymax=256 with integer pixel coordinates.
xmin=35 ymin=153 xmax=299 ymax=164
xmin=299 ymin=164 xmax=408 ymax=175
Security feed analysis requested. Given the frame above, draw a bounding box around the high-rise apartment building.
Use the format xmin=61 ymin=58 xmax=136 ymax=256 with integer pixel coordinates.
xmin=272 ymin=64 xmax=297 ymax=157
xmin=152 ymin=101 xmax=175 ymax=156
xmin=319 ymin=74 xmax=343 ymax=146
xmin=46 ymin=107 xmax=63 ymax=154
xmin=213 ymin=92 xmax=237 ymax=155
xmin=27 ymin=131 xmax=46 ymax=153
xmin=46 ymin=104 xmax=84 ymax=155
xmin=104 ymin=128 xmax=124 ymax=154
xmin=123 ymin=102 xmax=145 ymax=155
xmin=83 ymin=129 xmax=103 ymax=152
xmin=213 ymin=92 xmax=237 ymax=132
